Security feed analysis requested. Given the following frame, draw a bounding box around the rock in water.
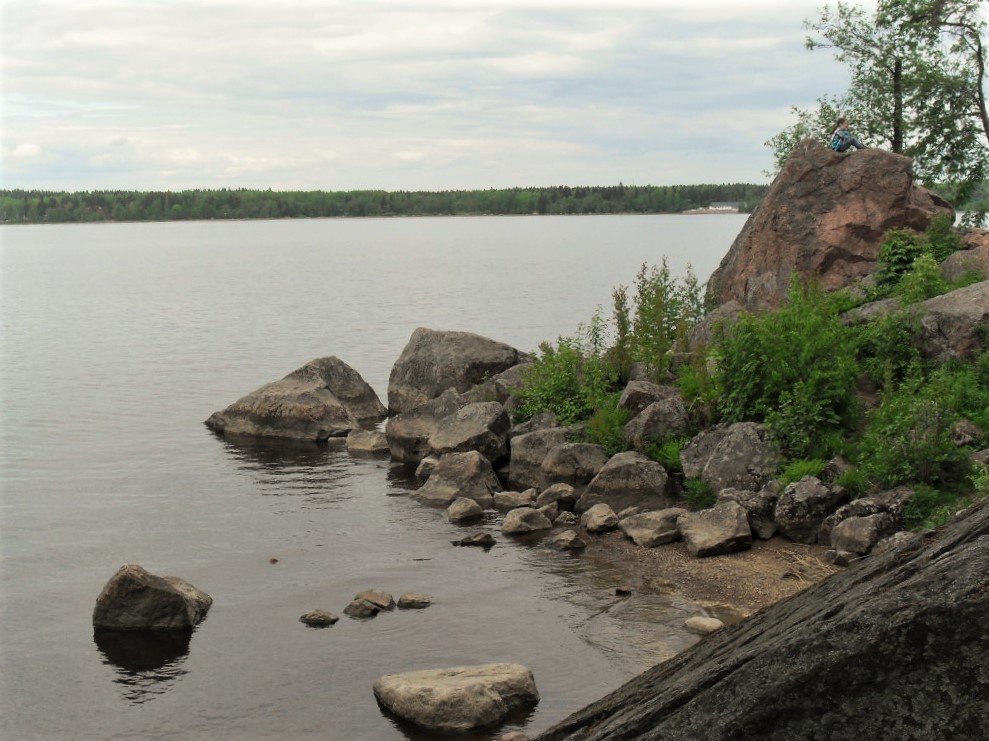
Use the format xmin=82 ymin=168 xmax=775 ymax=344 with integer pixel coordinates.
xmin=299 ymin=610 xmax=338 ymax=627
xmin=354 ymin=590 xmax=395 ymax=610
xmin=536 ymin=501 xmax=989 ymax=741
xmin=493 ymin=489 xmax=538 ymax=512
xmin=93 ymin=564 xmax=212 ymax=630
xmin=345 ymin=428 xmax=389 ymax=455
xmin=386 ymin=389 xmax=468 ymax=464
xmin=414 ymin=451 xmax=501 ymax=508
xmin=344 ymin=599 xmax=380 ymax=619
xmin=448 ymin=497 xmax=484 ymax=524
xmin=205 ymin=356 xmax=386 ymax=441
xmin=397 ymin=593 xmax=432 ymax=609
xmin=705 ymin=140 xmax=953 ymax=310
xmin=551 ymin=530 xmax=587 ymax=550
xmin=388 ymin=328 xmax=525 ymax=414
xmin=373 ymin=663 xmax=539 ymax=733
xmin=502 ymin=507 xmax=553 ymax=535
xmin=428 ymin=401 xmax=511 ymax=461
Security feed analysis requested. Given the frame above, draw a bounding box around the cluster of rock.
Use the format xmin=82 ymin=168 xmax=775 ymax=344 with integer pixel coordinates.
xmin=302 ymin=589 xmax=433 ymax=625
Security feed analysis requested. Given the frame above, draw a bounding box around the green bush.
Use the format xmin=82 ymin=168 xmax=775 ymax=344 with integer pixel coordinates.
xmin=513 ymin=336 xmax=616 ymax=424
xmin=972 ymin=464 xmax=989 ymax=497
xmin=646 ymin=436 xmax=688 ymax=474
xmin=676 ymin=356 xmax=720 ymax=428
xmin=923 ymin=214 xmax=964 ymax=262
xmin=875 ymin=229 xmax=928 ymax=289
xmin=856 ymin=312 xmax=925 ymax=389
xmin=584 ymin=396 xmax=631 ymax=456
xmin=683 ymin=478 xmax=716 ymax=509
xmin=835 ymin=467 xmax=870 ymax=497
xmin=715 ymin=279 xmax=859 ymax=458
xmin=779 ymin=458 xmax=827 ymax=486
xmin=896 ymin=252 xmax=948 ymax=304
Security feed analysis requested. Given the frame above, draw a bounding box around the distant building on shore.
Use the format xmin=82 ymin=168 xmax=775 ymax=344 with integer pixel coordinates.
xmin=683 ymin=200 xmax=742 ymax=215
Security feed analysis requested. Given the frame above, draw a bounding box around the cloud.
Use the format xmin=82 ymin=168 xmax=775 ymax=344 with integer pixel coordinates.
xmin=0 ymin=0 xmax=851 ymax=190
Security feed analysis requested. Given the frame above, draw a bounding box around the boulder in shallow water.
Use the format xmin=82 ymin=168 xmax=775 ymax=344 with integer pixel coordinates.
xmin=414 ymin=451 xmax=501 ymax=508
xmin=299 ymin=610 xmax=338 ymax=627
xmin=448 ymin=497 xmax=484 ymax=524
xmin=388 ymin=328 xmax=526 ymax=414
xmin=346 ymin=428 xmax=389 ymax=455
xmin=344 ymin=599 xmax=380 ymax=619
xmin=93 ymin=564 xmax=212 ymax=630
xmin=494 ymin=489 xmax=538 ymax=512
xmin=397 ymin=593 xmax=432 ymax=609
xmin=386 ymin=389 xmax=467 ymax=465
xmin=373 ymin=662 xmax=539 ymax=733
xmin=456 ymin=532 xmax=496 ymax=548
xmin=355 ymin=590 xmax=395 ymax=610
xmin=551 ymin=529 xmax=587 ymax=550
xmin=428 ymin=401 xmax=511 ymax=461
xmin=502 ymin=507 xmax=553 ymax=535
xmin=205 ymin=356 xmax=386 ymax=441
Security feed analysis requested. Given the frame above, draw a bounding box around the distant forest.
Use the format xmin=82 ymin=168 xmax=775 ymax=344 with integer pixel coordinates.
xmin=0 ymin=184 xmax=769 ymax=224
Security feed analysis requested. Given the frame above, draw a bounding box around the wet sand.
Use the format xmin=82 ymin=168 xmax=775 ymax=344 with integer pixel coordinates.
xmin=582 ymin=531 xmax=837 ymax=618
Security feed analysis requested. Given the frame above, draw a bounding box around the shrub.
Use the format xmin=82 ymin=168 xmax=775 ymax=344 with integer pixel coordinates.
xmin=875 ymin=228 xmax=927 ymax=289
xmin=715 ymin=279 xmax=859 ymax=458
xmin=901 ymin=485 xmax=967 ymax=530
xmin=676 ymin=356 xmax=720 ymax=428
xmin=513 ymin=336 xmax=616 ymax=424
xmin=646 ymin=436 xmax=688 ymax=474
xmin=858 ymin=370 xmax=968 ymax=488
xmin=835 ymin=467 xmax=870 ymax=497
xmin=923 ymin=214 xmax=964 ymax=262
xmin=584 ymin=396 xmax=631 ymax=456
xmin=856 ymin=312 xmax=925 ymax=389
xmin=779 ymin=458 xmax=827 ymax=486
xmin=972 ymin=464 xmax=989 ymax=497
xmin=683 ymin=478 xmax=716 ymax=509
xmin=896 ymin=252 xmax=948 ymax=304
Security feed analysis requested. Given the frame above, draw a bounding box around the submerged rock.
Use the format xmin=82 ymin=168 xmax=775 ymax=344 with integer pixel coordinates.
xmin=388 ymin=328 xmax=525 ymax=414
xmin=373 ymin=662 xmax=539 ymax=734
xmin=537 ymin=501 xmax=989 ymax=741
xmin=299 ymin=610 xmax=338 ymax=627
xmin=93 ymin=564 xmax=212 ymax=631
xmin=205 ymin=356 xmax=386 ymax=441
xmin=456 ymin=532 xmax=496 ymax=548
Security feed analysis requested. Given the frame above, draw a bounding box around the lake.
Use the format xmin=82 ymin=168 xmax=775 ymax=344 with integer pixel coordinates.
xmin=0 ymin=214 xmax=745 ymax=740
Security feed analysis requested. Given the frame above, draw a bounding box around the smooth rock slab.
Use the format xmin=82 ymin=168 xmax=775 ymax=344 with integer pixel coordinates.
xmin=619 ymin=508 xmax=688 ymax=547
xmin=373 ymin=663 xmax=539 ymax=733
xmin=677 ymin=501 xmax=752 ymax=558
xmin=93 ymin=564 xmax=213 ymax=630
xmin=299 ymin=610 xmax=338 ymax=627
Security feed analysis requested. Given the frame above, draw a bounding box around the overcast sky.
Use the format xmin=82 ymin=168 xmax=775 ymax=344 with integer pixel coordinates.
xmin=1 ymin=0 xmax=858 ymax=191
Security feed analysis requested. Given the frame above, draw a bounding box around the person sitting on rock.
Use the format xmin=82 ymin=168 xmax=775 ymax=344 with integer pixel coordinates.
xmin=829 ymin=117 xmax=868 ymax=152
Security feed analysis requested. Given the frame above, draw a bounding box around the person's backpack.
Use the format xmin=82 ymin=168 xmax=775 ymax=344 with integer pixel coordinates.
xmin=830 ymin=130 xmax=845 ymax=151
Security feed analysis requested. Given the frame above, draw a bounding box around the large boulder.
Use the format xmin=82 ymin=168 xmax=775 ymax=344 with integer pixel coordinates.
xmin=617 ymin=381 xmax=676 ymax=417
xmin=580 ymin=503 xmax=620 ymax=534
xmin=205 ymin=357 xmax=386 ymax=441
xmin=622 ymin=396 xmax=691 ymax=448
xmin=831 ymin=512 xmax=898 ymax=555
xmin=705 ymin=140 xmax=953 ymax=311
xmin=537 ymin=501 xmax=989 ymax=741
xmin=688 ymin=301 xmax=745 ymax=350
xmin=388 ymin=328 xmax=525 ymax=414
xmin=428 ymin=401 xmax=511 ymax=462
xmin=541 ymin=443 xmax=609 ymax=488
xmin=93 ymin=565 xmax=212 ymax=630
xmin=373 ymin=663 xmax=539 ymax=734
xmin=575 ymin=451 xmax=672 ymax=514
xmin=414 ymin=451 xmax=501 ymax=508
xmin=915 ymin=280 xmax=989 ymax=361
xmin=680 ymin=423 xmax=782 ymax=493
xmin=716 ymin=484 xmax=780 ymax=540
xmin=509 ymin=427 xmax=574 ymax=490
xmin=386 ymin=388 xmax=467 ymax=464
xmin=463 ymin=363 xmax=532 ymax=406
xmin=818 ymin=486 xmax=914 ymax=545
xmin=619 ymin=508 xmax=688 ymax=547
xmin=677 ymin=501 xmax=752 ymax=558
xmin=775 ymin=476 xmax=848 ymax=544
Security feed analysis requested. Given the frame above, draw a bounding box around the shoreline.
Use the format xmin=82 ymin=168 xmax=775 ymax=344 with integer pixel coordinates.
xmin=581 ymin=531 xmax=836 ymax=618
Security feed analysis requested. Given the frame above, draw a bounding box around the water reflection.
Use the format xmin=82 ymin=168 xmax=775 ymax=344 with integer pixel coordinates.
xmin=94 ymin=629 xmax=191 ymax=704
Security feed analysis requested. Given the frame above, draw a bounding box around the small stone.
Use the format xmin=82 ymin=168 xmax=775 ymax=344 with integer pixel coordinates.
xmin=554 ymin=511 xmax=578 ymax=527
xmin=269 ymin=558 xmax=279 ymax=564
xmin=456 ymin=532 xmax=496 ymax=547
xmin=684 ymin=616 xmax=724 ymax=634
xmin=615 ymin=585 xmax=633 ymax=596
xmin=299 ymin=609 xmax=338 ymax=627
xmin=354 ymin=590 xmax=395 ymax=610
xmin=551 ymin=529 xmax=586 ymax=550
xmin=448 ymin=497 xmax=484 ymax=524
xmin=397 ymin=593 xmax=432 ymax=609
xmin=344 ymin=599 xmax=380 ymax=618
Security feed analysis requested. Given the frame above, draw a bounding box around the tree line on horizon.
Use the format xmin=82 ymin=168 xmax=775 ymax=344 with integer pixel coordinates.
xmin=0 ymin=183 xmax=769 ymax=224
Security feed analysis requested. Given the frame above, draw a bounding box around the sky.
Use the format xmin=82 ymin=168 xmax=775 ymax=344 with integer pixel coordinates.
xmin=1 ymin=0 xmax=858 ymax=191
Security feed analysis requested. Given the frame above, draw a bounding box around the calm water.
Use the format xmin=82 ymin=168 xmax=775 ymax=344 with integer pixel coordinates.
xmin=0 ymin=215 xmax=744 ymax=740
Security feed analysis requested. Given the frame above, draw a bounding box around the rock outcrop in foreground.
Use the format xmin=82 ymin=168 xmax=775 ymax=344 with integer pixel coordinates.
xmin=706 ymin=139 xmax=953 ymax=310
xmin=205 ymin=356 xmax=386 ymax=441
xmin=538 ymin=501 xmax=989 ymax=740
